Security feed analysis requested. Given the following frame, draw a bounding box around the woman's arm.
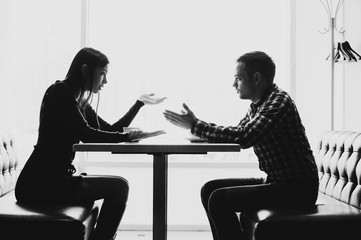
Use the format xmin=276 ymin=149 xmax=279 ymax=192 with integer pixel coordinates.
xmin=86 ymin=93 xmax=166 ymax=132
xmin=85 ymin=100 xmax=144 ymax=132
xmin=53 ymin=82 xmax=131 ymax=143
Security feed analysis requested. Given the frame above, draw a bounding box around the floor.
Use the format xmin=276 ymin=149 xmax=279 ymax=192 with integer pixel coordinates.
xmin=116 ymin=230 xmax=212 ymax=240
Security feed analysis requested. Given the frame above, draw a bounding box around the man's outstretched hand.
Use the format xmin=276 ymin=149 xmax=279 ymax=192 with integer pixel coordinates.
xmin=163 ymin=103 xmax=197 ymax=130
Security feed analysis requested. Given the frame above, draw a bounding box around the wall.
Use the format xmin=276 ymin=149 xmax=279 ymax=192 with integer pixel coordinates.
xmin=293 ymin=0 xmax=332 ymax=149
xmin=294 ymin=0 xmax=361 ymax=151
xmin=343 ymin=0 xmax=361 ymax=131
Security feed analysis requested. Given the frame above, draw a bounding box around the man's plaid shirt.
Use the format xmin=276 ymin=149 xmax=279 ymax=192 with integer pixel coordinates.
xmin=191 ymin=84 xmax=318 ymax=182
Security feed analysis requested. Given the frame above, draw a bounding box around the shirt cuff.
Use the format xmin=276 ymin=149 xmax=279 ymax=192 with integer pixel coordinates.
xmin=191 ymin=119 xmax=205 ymax=137
xmin=136 ymin=100 xmax=145 ymax=107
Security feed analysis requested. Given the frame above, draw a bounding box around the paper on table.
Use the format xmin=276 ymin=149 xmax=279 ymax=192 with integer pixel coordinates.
xmin=185 ymin=136 xmax=207 ymax=143
xmin=123 ymin=127 xmax=141 ymax=133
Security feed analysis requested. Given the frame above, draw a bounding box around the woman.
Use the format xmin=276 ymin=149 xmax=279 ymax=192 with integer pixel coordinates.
xmin=15 ymin=47 xmax=165 ymax=240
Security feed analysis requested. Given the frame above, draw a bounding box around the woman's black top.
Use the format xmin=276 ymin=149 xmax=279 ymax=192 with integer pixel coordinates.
xmin=15 ymin=80 xmax=144 ymax=203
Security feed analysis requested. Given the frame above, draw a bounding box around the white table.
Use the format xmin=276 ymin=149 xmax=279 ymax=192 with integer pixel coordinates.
xmin=73 ymin=141 xmax=240 ymax=240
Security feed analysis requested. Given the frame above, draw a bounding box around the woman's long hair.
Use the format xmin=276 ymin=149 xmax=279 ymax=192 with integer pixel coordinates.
xmin=65 ymin=47 xmax=109 ymax=112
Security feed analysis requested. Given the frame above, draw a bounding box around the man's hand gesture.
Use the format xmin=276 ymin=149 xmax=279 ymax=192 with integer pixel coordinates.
xmin=163 ymin=103 xmax=197 ymax=130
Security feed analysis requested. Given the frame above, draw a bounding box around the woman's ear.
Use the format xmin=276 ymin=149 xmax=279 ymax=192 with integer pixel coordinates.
xmin=81 ymin=64 xmax=89 ymax=78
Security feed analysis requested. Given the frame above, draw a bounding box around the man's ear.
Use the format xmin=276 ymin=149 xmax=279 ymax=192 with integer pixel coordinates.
xmin=252 ymin=72 xmax=262 ymax=85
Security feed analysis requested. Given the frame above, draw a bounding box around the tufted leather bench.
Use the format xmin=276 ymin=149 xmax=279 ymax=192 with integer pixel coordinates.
xmin=239 ymin=131 xmax=361 ymax=240
xmin=0 ymin=129 xmax=99 ymax=240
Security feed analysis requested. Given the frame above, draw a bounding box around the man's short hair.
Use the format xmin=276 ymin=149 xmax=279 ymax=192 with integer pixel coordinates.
xmin=237 ymin=51 xmax=276 ymax=82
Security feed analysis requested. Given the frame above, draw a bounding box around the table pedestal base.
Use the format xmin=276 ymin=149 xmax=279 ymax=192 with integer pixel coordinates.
xmin=153 ymin=154 xmax=168 ymax=240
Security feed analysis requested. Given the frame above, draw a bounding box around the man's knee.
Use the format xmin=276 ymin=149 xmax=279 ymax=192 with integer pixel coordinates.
xmin=201 ymin=180 xmax=221 ymax=199
xmin=209 ymin=188 xmax=227 ymax=206
xmin=208 ymin=189 xmax=229 ymax=217
xmin=201 ymin=180 xmax=218 ymax=206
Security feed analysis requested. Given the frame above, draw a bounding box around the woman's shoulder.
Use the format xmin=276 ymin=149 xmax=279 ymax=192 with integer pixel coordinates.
xmin=46 ymin=80 xmax=73 ymax=96
xmin=42 ymin=81 xmax=76 ymax=107
xmin=52 ymin=80 xmax=71 ymax=90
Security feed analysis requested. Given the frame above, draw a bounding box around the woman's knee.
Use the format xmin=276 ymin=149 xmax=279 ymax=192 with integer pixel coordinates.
xmin=79 ymin=175 xmax=129 ymax=203
xmin=109 ymin=176 xmax=129 ymax=202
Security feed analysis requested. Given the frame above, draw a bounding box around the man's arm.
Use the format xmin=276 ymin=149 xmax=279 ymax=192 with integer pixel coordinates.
xmin=192 ymin=93 xmax=293 ymax=148
xmin=164 ymin=93 xmax=293 ymax=148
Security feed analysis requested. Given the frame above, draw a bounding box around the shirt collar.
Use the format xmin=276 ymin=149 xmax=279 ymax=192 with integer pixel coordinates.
xmin=251 ymin=84 xmax=278 ymax=110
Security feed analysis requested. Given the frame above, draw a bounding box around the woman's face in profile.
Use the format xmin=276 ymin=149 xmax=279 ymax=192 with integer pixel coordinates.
xmin=91 ymin=64 xmax=108 ymax=93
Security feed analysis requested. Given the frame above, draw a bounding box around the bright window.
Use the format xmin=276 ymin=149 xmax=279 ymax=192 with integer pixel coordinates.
xmin=86 ymin=0 xmax=291 ymax=163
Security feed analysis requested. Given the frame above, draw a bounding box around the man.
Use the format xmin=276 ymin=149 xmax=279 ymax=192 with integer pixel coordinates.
xmin=163 ymin=51 xmax=319 ymax=240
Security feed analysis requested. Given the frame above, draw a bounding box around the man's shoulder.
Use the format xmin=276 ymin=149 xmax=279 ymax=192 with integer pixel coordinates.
xmin=269 ymin=85 xmax=292 ymax=102
xmin=272 ymin=84 xmax=288 ymax=95
xmin=257 ymin=86 xmax=294 ymax=113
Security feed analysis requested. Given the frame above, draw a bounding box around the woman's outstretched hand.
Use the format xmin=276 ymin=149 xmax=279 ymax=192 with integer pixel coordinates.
xmin=138 ymin=93 xmax=167 ymax=105
xmin=128 ymin=129 xmax=166 ymax=141
xmin=163 ymin=103 xmax=197 ymax=130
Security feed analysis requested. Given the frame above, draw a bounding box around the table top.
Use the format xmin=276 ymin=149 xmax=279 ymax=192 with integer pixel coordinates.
xmin=73 ymin=142 xmax=240 ymax=154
